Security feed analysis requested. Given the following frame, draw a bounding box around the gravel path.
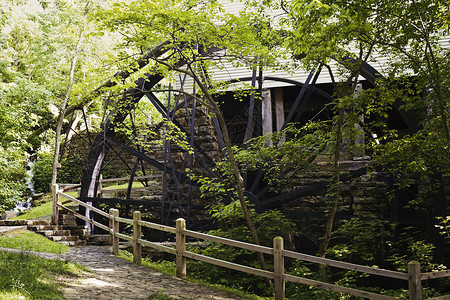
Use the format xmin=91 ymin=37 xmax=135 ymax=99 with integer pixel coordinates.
xmin=57 ymin=246 xmax=246 ymax=300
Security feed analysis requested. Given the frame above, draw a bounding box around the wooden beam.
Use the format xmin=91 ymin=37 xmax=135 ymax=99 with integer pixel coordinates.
xmin=262 ymin=89 xmax=273 ymax=146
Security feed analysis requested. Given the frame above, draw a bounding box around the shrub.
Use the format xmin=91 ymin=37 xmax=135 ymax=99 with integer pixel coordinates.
xmin=187 ymin=205 xmax=296 ymax=296
xmin=34 ymin=152 xmax=84 ymax=193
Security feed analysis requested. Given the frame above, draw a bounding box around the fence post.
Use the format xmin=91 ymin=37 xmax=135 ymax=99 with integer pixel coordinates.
xmin=133 ymin=211 xmax=142 ymax=264
xmin=110 ymin=208 xmax=119 ymax=256
xmin=408 ymin=261 xmax=422 ymax=300
xmin=52 ymin=184 xmax=59 ymax=226
xmin=274 ymin=236 xmax=285 ymax=300
xmin=109 ymin=208 xmax=114 ymax=245
xmin=98 ymin=174 xmax=103 ymax=198
xmin=176 ymin=218 xmax=186 ymax=279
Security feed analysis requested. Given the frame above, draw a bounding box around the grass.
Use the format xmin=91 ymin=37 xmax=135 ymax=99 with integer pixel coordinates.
xmin=13 ymin=191 xmax=78 ymax=221
xmin=103 ymin=181 xmax=147 ymax=189
xmin=12 ymin=184 xmax=141 ymax=221
xmin=13 ymin=201 xmax=53 ymax=221
xmin=145 ymin=291 xmax=177 ymax=299
xmin=0 ymin=230 xmax=70 ymax=254
xmin=0 ymin=228 xmax=87 ymax=300
xmin=0 ymin=250 xmax=85 ymax=300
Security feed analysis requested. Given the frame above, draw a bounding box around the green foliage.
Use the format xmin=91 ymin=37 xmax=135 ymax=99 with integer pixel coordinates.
xmin=145 ymin=291 xmax=176 ymax=300
xmin=386 ymin=227 xmax=445 ymax=273
xmin=34 ymin=151 xmax=84 ymax=193
xmin=0 ymin=0 xmax=111 ymax=212
xmin=436 ymin=216 xmax=450 ymax=240
xmin=236 ymin=122 xmax=333 ymax=191
xmin=186 ymin=206 xmax=295 ymax=296
xmin=0 ymin=251 xmax=84 ymax=300
xmin=326 ymin=216 xmax=391 ymax=265
xmin=0 ymin=146 xmax=26 ymax=212
xmin=372 ymin=125 xmax=450 ymax=203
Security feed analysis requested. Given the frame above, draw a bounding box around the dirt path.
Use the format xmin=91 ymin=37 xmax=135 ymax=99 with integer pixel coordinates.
xmin=58 ymin=246 xmax=246 ymax=300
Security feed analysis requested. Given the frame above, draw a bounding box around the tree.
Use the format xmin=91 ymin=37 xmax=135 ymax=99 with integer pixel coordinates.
xmin=90 ymin=0 xmax=289 ymax=271
xmin=0 ymin=0 xmax=114 ymax=209
xmin=281 ymin=0 xmax=450 ymax=256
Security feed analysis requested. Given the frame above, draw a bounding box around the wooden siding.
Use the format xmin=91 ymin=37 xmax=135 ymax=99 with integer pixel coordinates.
xmin=175 ymin=0 xmax=450 ymax=90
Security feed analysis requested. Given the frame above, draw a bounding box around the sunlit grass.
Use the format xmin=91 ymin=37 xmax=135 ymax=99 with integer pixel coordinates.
xmin=103 ymin=181 xmax=147 ymax=189
xmin=0 ymin=230 xmax=70 ymax=254
xmin=13 ymin=201 xmax=53 ymax=221
xmin=0 ymin=251 xmax=86 ymax=300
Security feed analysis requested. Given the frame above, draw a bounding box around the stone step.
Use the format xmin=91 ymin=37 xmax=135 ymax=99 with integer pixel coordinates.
xmin=29 ymin=220 xmax=52 ymax=226
xmin=29 ymin=225 xmax=58 ymax=231
xmin=0 ymin=220 xmax=30 ymax=226
xmin=49 ymin=235 xmax=80 ymax=242
xmin=59 ymin=240 xmax=87 ymax=246
xmin=38 ymin=229 xmax=72 ymax=236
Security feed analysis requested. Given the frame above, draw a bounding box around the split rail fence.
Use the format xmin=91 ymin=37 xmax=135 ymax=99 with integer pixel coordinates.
xmin=52 ymin=183 xmax=450 ymax=300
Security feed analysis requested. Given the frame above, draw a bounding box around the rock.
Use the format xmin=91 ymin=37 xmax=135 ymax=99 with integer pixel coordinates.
xmin=1 ymin=210 xmax=18 ymax=220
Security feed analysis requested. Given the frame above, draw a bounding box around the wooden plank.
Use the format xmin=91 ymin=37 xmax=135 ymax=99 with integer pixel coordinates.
xmin=262 ymin=89 xmax=273 ymax=146
xmin=115 ymin=217 xmax=133 ymax=225
xmin=115 ymin=232 xmax=133 ymax=242
xmin=58 ymin=192 xmax=110 ymax=218
xmin=92 ymin=220 xmax=109 ymax=232
xmin=102 ymin=186 xmax=160 ymax=192
xmin=184 ymin=251 xmax=275 ymax=280
xmin=138 ymin=220 xmax=176 ymax=234
xmin=283 ymin=249 xmax=408 ymax=280
xmin=426 ymin=295 xmax=450 ymax=300
xmin=58 ymin=205 xmax=109 ymax=232
xmin=100 ymin=175 xmax=159 ymax=183
xmin=421 ymin=269 xmax=450 ymax=280
xmin=274 ymin=88 xmax=284 ymax=132
xmin=139 ymin=239 xmax=177 ymax=255
xmin=184 ymin=229 xmax=273 ymax=255
xmin=284 ymin=274 xmax=396 ymax=300
xmin=61 ymin=184 xmax=81 ymax=192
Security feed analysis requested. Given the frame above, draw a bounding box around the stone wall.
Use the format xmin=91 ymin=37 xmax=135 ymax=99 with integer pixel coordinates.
xmin=281 ymin=166 xmax=391 ymax=241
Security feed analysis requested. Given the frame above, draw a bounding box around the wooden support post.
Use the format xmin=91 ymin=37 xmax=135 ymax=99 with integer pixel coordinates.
xmin=274 ymin=236 xmax=285 ymax=300
xmin=133 ymin=211 xmax=142 ymax=264
xmin=52 ymin=184 xmax=59 ymax=226
xmin=353 ymin=82 xmax=365 ymax=158
xmin=109 ymin=208 xmax=114 ymax=245
xmin=262 ymin=89 xmax=273 ymax=146
xmin=110 ymin=208 xmax=119 ymax=256
xmin=98 ymin=174 xmax=103 ymax=198
xmin=176 ymin=218 xmax=186 ymax=279
xmin=408 ymin=261 xmax=422 ymax=300
xmin=274 ymin=88 xmax=285 ymax=144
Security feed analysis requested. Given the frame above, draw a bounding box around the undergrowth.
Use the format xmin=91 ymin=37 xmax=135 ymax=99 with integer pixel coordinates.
xmin=118 ymin=250 xmax=267 ymax=300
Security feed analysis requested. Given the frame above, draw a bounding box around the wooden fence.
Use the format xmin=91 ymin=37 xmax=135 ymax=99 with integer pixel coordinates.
xmin=52 ymin=184 xmax=450 ymax=300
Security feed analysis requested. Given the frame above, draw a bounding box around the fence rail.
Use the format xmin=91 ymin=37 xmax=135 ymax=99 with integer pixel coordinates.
xmin=52 ymin=184 xmax=449 ymax=300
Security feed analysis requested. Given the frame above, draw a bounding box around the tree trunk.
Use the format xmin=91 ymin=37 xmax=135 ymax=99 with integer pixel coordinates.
xmin=187 ymin=66 xmax=269 ymax=273
xmin=318 ymin=106 xmax=344 ymax=258
xmin=51 ymin=35 xmax=83 ymax=186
